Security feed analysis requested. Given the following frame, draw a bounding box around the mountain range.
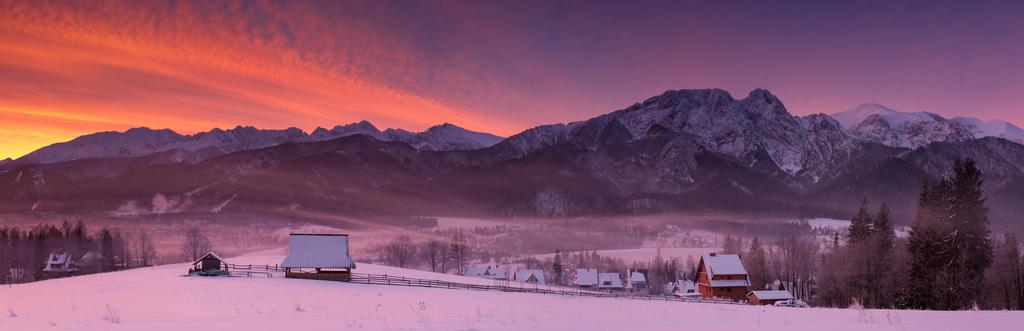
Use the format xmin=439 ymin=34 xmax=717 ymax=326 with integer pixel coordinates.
xmin=1 ymin=88 xmax=1022 ymax=231
xmin=10 ymin=122 xmax=503 ymax=166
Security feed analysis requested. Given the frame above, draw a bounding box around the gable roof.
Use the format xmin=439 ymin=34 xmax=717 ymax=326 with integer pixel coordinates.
xmin=280 ymin=234 xmax=355 ymax=269
xmin=193 ymin=252 xmax=228 ymax=265
xmin=748 ymin=290 xmax=794 ymax=300
xmin=575 ymin=268 xmax=598 ymax=286
xmin=701 ymin=254 xmax=748 ymax=277
xmin=627 ymin=270 xmax=647 ymax=283
xmin=43 ymin=253 xmax=76 ymax=272
xmin=466 ymin=265 xmax=508 ymax=279
xmin=515 ymin=269 xmax=546 ymax=284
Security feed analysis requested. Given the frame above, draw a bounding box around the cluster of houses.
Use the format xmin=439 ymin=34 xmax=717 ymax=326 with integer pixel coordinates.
xmin=459 ymin=252 xmax=796 ymax=305
xmin=6 ymin=250 xmax=129 ymax=283
xmin=186 ymin=234 xmax=796 ymax=306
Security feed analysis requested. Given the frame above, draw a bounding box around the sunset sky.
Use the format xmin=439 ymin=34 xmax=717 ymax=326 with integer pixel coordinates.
xmin=1 ymin=0 xmax=1022 ymax=159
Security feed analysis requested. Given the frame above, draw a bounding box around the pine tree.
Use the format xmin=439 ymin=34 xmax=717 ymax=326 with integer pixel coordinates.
xmin=946 ymin=159 xmax=993 ymax=309
xmin=846 ymin=198 xmax=874 ymax=306
xmin=872 ymin=203 xmax=896 ymax=307
xmin=848 ymin=198 xmax=873 ymax=244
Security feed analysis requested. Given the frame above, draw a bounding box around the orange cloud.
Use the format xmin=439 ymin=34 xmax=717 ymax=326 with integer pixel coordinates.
xmin=0 ymin=0 xmax=524 ymax=159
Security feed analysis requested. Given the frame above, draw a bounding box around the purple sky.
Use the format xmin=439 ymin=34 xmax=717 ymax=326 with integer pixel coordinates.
xmin=1 ymin=0 xmax=1022 ymax=158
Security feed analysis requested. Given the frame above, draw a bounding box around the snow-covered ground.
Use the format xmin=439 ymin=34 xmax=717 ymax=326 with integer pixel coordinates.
xmin=2 ymin=255 xmax=1020 ymax=331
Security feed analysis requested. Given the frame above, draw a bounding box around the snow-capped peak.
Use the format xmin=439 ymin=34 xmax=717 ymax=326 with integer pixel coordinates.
xmin=830 ymin=103 xmax=1024 ymax=148
xmin=952 ymin=117 xmax=1024 ymax=144
xmin=831 ymin=103 xmax=945 ymax=129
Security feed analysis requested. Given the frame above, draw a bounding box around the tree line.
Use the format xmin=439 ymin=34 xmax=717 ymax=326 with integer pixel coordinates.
xmin=814 ymin=159 xmax=1022 ymax=310
xmin=0 ymin=220 xmax=156 ymax=284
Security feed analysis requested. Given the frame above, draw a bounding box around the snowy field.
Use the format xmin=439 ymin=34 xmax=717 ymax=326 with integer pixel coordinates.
xmin=2 ymin=255 xmax=1021 ymax=331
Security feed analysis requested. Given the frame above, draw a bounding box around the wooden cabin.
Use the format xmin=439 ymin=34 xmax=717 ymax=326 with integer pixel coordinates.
xmin=695 ymin=253 xmax=750 ymax=301
xmin=190 ymin=252 xmax=229 ymax=276
xmin=280 ymin=233 xmax=356 ymax=281
xmin=747 ymin=290 xmax=795 ymax=305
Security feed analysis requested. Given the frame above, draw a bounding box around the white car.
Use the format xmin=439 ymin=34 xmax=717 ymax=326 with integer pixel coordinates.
xmin=773 ymin=299 xmax=809 ymax=308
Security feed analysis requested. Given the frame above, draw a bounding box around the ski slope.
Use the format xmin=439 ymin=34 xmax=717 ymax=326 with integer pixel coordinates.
xmin=1 ymin=255 xmax=1019 ymax=330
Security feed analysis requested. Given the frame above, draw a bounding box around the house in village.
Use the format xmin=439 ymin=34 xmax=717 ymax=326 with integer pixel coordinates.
xmin=625 ymin=269 xmax=647 ymax=293
xmin=747 ymin=290 xmax=795 ymax=305
xmin=695 ymin=253 xmax=750 ymax=301
xmin=465 ymin=264 xmax=509 ymax=280
xmin=674 ymin=279 xmax=701 ymax=298
xmin=281 ymin=233 xmax=356 ymax=281
xmin=598 ymin=272 xmax=624 ymax=291
xmin=42 ymin=252 xmax=77 ymax=277
xmin=189 ymin=252 xmax=229 ymax=276
xmin=76 ymin=251 xmax=128 ymax=273
xmin=574 ymin=268 xmax=599 ymax=288
xmin=514 ymin=269 xmax=546 ymax=285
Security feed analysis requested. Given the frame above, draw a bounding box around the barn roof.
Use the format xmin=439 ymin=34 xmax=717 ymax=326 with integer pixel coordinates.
xmin=280 ymin=234 xmax=356 ymax=269
xmin=575 ymin=268 xmax=598 ymax=286
xmin=748 ymin=290 xmax=794 ymax=300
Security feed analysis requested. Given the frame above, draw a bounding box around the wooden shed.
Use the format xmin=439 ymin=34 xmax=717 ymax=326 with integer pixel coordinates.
xmin=190 ymin=252 xmax=229 ymax=276
xmin=748 ymin=290 xmax=795 ymax=305
xmin=280 ymin=234 xmax=356 ymax=281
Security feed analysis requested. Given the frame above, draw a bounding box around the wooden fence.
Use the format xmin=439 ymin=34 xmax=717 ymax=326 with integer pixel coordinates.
xmin=220 ymin=263 xmax=745 ymax=305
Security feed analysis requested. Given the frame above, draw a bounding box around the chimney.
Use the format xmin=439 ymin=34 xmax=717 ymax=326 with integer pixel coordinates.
xmin=709 ymin=252 xmax=717 ymax=257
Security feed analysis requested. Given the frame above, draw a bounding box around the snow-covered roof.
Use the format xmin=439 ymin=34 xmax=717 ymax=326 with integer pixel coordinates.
xmin=702 ymin=254 xmax=748 ymax=276
xmin=515 ymin=269 xmax=546 ymax=284
xmin=43 ymin=253 xmax=76 ymax=272
xmin=193 ymin=252 xmax=228 ymax=265
xmin=465 ymin=265 xmax=508 ymax=279
xmin=748 ymin=290 xmax=794 ymax=300
xmin=77 ymin=251 xmax=103 ymax=267
xmin=280 ymin=234 xmax=356 ymax=269
xmin=598 ymin=273 xmax=623 ymax=288
xmin=575 ymin=268 xmax=598 ymax=286
xmin=627 ymin=271 xmax=646 ymax=283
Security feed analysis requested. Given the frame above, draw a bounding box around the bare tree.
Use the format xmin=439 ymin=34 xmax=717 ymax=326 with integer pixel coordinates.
xmin=449 ymin=229 xmax=471 ymax=275
xmin=181 ymin=227 xmax=212 ymax=262
xmin=138 ymin=230 xmax=157 ymax=267
xmin=421 ymin=239 xmax=447 ymax=272
xmin=385 ymin=235 xmax=416 ymax=268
